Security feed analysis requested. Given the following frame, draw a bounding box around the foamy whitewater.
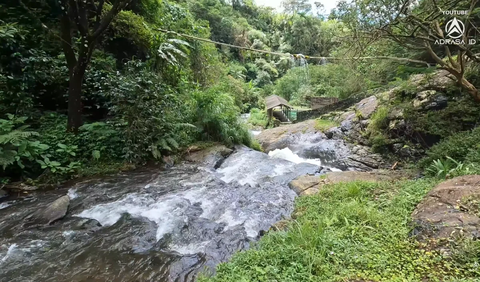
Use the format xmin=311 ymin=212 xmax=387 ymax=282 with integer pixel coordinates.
xmin=0 ymin=142 xmax=346 ymax=282
xmin=268 ymin=147 xmax=321 ymax=165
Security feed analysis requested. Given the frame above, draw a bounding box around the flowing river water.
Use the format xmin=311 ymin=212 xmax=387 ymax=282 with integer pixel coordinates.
xmin=0 ymin=134 xmax=350 ymax=282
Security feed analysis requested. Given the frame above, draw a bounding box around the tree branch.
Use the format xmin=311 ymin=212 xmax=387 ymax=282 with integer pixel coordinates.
xmin=92 ymin=0 xmax=132 ymax=39
xmin=95 ymin=0 xmax=106 ymax=28
xmin=60 ymin=13 xmax=77 ymax=71
xmin=424 ymin=41 xmax=447 ymax=67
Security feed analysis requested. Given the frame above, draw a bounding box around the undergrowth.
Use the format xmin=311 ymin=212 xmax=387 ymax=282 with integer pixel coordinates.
xmin=248 ymin=108 xmax=268 ymax=128
xmin=420 ymin=126 xmax=480 ymax=168
xmin=201 ymin=179 xmax=480 ymax=282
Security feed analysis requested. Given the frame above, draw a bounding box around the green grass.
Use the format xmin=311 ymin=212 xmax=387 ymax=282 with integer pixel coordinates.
xmin=314 ymin=119 xmax=339 ymax=132
xmin=201 ymin=179 xmax=480 ymax=282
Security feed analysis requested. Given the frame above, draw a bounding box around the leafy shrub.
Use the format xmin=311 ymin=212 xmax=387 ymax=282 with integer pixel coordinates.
xmin=368 ymin=106 xmax=389 ymax=132
xmin=78 ymin=122 xmax=125 ymax=162
xmin=366 ymin=106 xmax=390 ymax=152
xmin=273 ymin=67 xmax=307 ymax=101
xmin=210 ymin=76 xmax=262 ymax=112
xmin=248 ymin=108 xmax=268 ymax=128
xmin=420 ymin=127 xmax=480 ymax=168
xmin=404 ymin=97 xmax=480 ymax=139
xmin=37 ymin=114 xmax=124 ymax=178
xmin=107 ymin=61 xmax=193 ymax=162
xmin=0 ymin=23 xmax=69 ymax=116
xmin=191 ymin=88 xmax=253 ymax=147
xmin=465 ymin=62 xmax=480 ymax=89
xmin=426 ymin=157 xmax=467 ymax=179
xmin=37 ymin=113 xmax=79 ymax=161
xmin=309 ymin=64 xmax=365 ymax=99
xmin=0 ymin=115 xmax=48 ymax=170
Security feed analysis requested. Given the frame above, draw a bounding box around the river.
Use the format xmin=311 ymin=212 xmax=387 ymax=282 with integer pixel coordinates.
xmin=0 ymin=136 xmax=348 ymax=281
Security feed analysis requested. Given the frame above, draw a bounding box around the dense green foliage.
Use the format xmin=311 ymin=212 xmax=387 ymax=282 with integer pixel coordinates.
xmin=420 ymin=127 xmax=480 ymax=169
xmin=3 ymin=0 xmax=385 ymax=182
xmin=248 ymin=108 xmax=268 ymax=128
xmin=274 ymin=64 xmax=367 ymax=105
xmin=201 ymin=179 xmax=480 ymax=281
xmin=2 ymin=0 xmax=480 ymax=280
xmin=0 ymin=115 xmax=48 ymax=171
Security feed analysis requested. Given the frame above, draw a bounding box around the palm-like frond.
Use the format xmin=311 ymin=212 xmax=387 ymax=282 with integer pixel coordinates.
xmin=158 ymin=39 xmax=191 ymax=66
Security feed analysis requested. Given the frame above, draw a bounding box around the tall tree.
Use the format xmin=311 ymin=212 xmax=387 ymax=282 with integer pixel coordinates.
xmin=59 ymin=0 xmax=133 ymax=131
xmin=334 ymin=0 xmax=480 ymax=100
xmin=282 ymin=0 xmax=312 ymax=15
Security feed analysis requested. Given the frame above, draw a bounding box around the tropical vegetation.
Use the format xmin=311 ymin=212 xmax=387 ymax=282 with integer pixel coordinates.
xmin=1 ymin=0 xmax=480 ymax=279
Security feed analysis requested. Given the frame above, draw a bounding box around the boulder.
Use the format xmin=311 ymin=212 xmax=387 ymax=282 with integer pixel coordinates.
xmin=185 ymin=144 xmax=233 ymax=168
xmin=412 ymin=90 xmax=448 ymax=110
xmin=392 ymin=143 xmax=421 ymax=159
xmin=325 ymin=170 xmax=396 ymax=183
xmin=255 ymin=120 xmax=317 ymax=152
xmin=424 ymin=94 xmax=448 ymax=111
xmin=162 ymin=156 xmax=174 ymax=168
xmin=388 ymin=108 xmax=404 ymax=120
xmin=355 ymin=96 xmax=378 ymax=119
xmin=288 ymin=175 xmax=321 ymax=196
xmin=345 ymin=145 xmax=385 ymax=170
xmin=324 ymin=126 xmax=344 ymax=139
xmin=36 ymin=195 xmax=70 ymax=224
xmin=410 ymin=69 xmax=453 ymax=91
xmin=388 ymin=119 xmax=406 ymax=131
xmin=74 ymin=218 xmax=102 ymax=230
xmin=339 ymin=111 xmax=356 ymax=132
xmin=412 ymin=175 xmax=480 ymax=240
xmin=289 ymin=170 xmax=401 ymax=196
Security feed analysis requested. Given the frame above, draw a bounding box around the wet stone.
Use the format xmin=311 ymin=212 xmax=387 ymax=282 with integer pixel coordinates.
xmin=36 ymin=195 xmax=70 ymax=225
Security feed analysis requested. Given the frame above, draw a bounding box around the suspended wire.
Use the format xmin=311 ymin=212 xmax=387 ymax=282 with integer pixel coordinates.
xmin=16 ymin=1 xmax=431 ymax=68
xmin=157 ymin=28 xmax=431 ymax=66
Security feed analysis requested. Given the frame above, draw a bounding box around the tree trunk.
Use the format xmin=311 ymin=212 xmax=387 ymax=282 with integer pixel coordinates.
xmin=66 ymin=44 xmax=93 ymax=133
xmin=67 ymin=69 xmax=84 ymax=132
xmin=459 ymin=77 xmax=480 ymax=102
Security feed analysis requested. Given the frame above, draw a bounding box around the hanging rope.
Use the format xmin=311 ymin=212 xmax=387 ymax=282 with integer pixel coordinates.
xmin=157 ymin=28 xmax=431 ymax=66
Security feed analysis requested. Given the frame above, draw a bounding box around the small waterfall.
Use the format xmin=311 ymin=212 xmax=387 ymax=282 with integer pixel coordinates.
xmin=294 ymin=54 xmax=309 ymax=84
xmin=319 ymin=56 xmax=328 ymax=65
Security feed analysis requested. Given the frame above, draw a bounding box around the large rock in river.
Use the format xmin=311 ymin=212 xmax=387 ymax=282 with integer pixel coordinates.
xmin=184 ymin=144 xmax=233 ymax=168
xmin=36 ymin=195 xmax=70 ymax=224
xmin=412 ymin=175 xmax=480 ymax=240
xmin=255 ymin=120 xmax=317 ymax=153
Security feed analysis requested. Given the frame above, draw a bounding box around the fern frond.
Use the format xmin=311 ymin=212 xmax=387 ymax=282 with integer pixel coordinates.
xmin=150 ymin=145 xmax=162 ymax=159
xmin=158 ymin=139 xmax=172 ymax=151
xmin=0 ymin=149 xmax=17 ymax=169
xmin=0 ymin=130 xmax=39 ymax=145
xmin=166 ymin=137 xmax=179 ymax=149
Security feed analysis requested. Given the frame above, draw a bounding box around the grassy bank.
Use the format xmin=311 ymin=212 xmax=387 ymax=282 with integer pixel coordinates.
xmin=201 ymin=179 xmax=480 ymax=282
